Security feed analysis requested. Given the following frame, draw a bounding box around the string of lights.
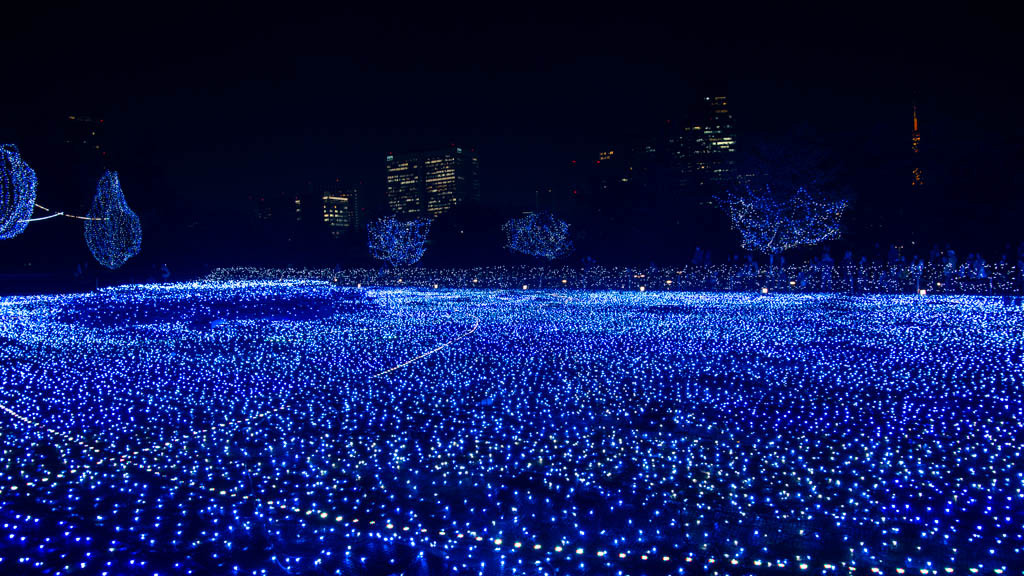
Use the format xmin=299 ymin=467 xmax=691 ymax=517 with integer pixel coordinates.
xmin=2 ymin=281 xmax=1020 ymax=575
xmin=83 ymin=171 xmax=143 ymax=269
xmin=25 ymin=202 xmax=109 ymax=222
xmin=18 ymin=211 xmax=66 ymax=223
xmin=503 ymin=212 xmax=574 ymax=262
xmin=367 ymin=216 xmax=431 ymax=267
xmin=208 ymin=264 xmax=1024 ymax=296
xmin=3 ymin=143 xmax=129 ymax=276
xmin=0 ymin=144 xmax=38 ymax=239
xmin=0 ymin=286 xmax=761 ymax=574
xmin=719 ymin=186 xmax=848 ymax=258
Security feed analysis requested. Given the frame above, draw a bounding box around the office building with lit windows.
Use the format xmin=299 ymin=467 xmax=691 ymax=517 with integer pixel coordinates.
xmin=663 ymin=96 xmax=738 ymax=196
xmin=386 ymin=146 xmax=480 ymax=218
xmin=702 ymin=95 xmax=737 ymax=187
xmin=321 ymin=183 xmax=362 ymax=238
xmin=564 ymin=96 xmax=739 ymax=224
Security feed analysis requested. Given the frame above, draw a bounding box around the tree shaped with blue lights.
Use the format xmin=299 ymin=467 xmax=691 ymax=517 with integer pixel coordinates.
xmin=503 ymin=211 xmax=573 ymax=288
xmin=719 ymin=186 xmax=846 ymax=266
xmin=367 ymin=215 xmax=431 ymax=267
xmin=84 ymin=171 xmax=143 ymax=269
xmin=0 ymin=144 xmax=38 ymax=240
xmin=503 ymin=212 xmax=573 ymax=262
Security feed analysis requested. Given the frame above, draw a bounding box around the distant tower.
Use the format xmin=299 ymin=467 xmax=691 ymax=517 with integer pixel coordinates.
xmin=911 ymin=103 xmax=923 ymax=188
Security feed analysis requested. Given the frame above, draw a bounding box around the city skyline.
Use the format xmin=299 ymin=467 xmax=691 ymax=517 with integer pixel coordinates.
xmin=1 ymin=4 xmax=1021 ymax=272
xmin=386 ymin=146 xmax=481 ymax=219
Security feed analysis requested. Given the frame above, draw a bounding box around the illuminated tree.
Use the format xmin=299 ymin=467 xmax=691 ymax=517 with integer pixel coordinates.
xmin=367 ymin=215 xmax=431 ymax=267
xmin=719 ymin=186 xmax=846 ymax=265
xmin=0 ymin=144 xmax=38 ymax=240
xmin=84 ymin=171 xmax=143 ymax=269
xmin=503 ymin=211 xmax=573 ymax=288
xmin=502 ymin=212 xmax=573 ymax=262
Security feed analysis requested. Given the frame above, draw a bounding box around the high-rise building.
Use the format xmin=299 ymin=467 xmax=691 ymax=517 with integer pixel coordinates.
xmin=385 ymin=155 xmax=423 ymax=217
xmin=386 ymin=146 xmax=480 ymax=218
xmin=321 ymin=182 xmax=362 ymax=238
xmin=666 ymin=125 xmax=708 ymax=192
xmin=562 ymin=96 xmax=738 ymax=235
xmin=702 ymin=96 xmax=737 ymax=188
xmin=662 ymin=96 xmax=739 ymax=199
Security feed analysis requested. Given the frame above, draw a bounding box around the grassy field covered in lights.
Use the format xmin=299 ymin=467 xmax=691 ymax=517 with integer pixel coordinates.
xmin=1 ymin=282 xmax=1023 ymax=575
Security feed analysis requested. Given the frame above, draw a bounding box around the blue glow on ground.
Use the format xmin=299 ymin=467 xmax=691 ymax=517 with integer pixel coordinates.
xmin=1 ymin=282 xmax=1022 ymax=575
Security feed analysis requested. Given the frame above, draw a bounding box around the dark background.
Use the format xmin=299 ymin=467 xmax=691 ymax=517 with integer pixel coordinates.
xmin=1 ymin=3 xmax=1021 ymax=279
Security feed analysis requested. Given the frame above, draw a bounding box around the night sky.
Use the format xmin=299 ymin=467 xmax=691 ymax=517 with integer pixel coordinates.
xmin=1 ymin=4 xmax=1021 ymax=271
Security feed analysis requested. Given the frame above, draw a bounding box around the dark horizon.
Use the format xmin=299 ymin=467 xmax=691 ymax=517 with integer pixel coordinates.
xmin=2 ymin=4 xmax=1022 ymax=275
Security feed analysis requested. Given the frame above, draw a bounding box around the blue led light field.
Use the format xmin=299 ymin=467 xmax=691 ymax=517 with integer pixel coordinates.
xmin=1 ymin=282 xmax=1022 ymax=575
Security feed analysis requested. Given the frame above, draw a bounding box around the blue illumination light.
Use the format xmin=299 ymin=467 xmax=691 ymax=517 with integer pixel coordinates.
xmin=503 ymin=212 xmax=573 ymax=262
xmin=367 ymin=216 xmax=431 ymax=267
xmin=0 ymin=282 xmax=1021 ymax=575
xmin=0 ymin=144 xmax=38 ymax=240
xmin=84 ymin=171 xmax=142 ymax=269
xmin=719 ymin=186 xmax=847 ymax=257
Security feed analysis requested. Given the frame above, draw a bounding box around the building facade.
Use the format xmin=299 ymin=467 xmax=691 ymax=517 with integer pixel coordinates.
xmin=702 ymin=95 xmax=738 ymax=188
xmin=664 ymin=96 xmax=738 ymax=197
xmin=386 ymin=146 xmax=480 ymax=218
xmin=321 ymin=183 xmax=362 ymax=238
